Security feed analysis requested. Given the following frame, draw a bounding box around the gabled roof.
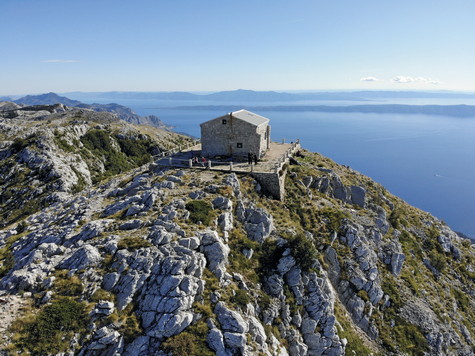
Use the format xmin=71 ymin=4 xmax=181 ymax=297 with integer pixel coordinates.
xmin=231 ymin=109 xmax=269 ymax=126
xmin=201 ymin=109 xmax=269 ymax=127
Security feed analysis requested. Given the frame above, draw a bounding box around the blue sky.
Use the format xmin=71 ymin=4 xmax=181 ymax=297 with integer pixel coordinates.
xmin=1 ymin=0 xmax=475 ymax=95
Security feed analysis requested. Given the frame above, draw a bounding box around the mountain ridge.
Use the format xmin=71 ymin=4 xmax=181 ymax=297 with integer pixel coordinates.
xmin=0 ymin=104 xmax=474 ymax=355
xmin=61 ymin=89 xmax=475 ymax=102
xmin=13 ymin=93 xmax=172 ymax=130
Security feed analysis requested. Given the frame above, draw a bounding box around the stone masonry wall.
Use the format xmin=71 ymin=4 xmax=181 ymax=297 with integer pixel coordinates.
xmin=200 ymin=114 xmax=269 ymax=159
xmin=252 ymin=170 xmax=286 ymax=200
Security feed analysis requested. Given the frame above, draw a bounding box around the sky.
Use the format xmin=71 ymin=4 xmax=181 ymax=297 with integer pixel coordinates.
xmin=1 ymin=0 xmax=475 ymax=95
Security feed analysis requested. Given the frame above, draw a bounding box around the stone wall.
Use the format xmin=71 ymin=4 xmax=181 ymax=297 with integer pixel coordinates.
xmin=200 ymin=114 xmax=269 ymax=159
xmin=252 ymin=170 xmax=286 ymax=200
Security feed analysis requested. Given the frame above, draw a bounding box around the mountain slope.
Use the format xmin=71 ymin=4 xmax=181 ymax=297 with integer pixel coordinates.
xmin=14 ymin=92 xmax=82 ymax=106
xmin=14 ymin=93 xmax=171 ymax=130
xmin=0 ymin=111 xmax=474 ymax=355
xmin=0 ymin=103 xmax=192 ymax=228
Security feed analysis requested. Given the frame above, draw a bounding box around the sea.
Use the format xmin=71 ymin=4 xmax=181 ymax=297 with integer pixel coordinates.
xmin=67 ymin=94 xmax=475 ymax=238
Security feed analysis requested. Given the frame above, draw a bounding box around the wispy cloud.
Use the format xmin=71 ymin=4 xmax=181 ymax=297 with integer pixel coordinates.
xmin=360 ymin=76 xmax=380 ymax=82
xmin=391 ymin=75 xmax=440 ymax=85
xmin=41 ymin=59 xmax=79 ymax=63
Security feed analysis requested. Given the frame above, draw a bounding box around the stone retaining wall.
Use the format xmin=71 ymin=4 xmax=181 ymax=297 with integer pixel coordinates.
xmin=252 ymin=170 xmax=286 ymax=201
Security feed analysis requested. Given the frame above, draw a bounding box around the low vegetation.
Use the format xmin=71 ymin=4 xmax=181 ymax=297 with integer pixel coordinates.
xmin=80 ymin=129 xmax=155 ymax=183
xmin=185 ymin=200 xmax=214 ymax=225
xmin=9 ymin=297 xmax=89 ymax=355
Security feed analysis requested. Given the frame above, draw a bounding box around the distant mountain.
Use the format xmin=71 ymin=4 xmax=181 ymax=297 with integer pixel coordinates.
xmin=171 ymin=104 xmax=475 ymax=118
xmin=64 ymin=91 xmax=199 ymax=101
xmin=63 ymin=89 xmax=475 ymax=104
xmin=14 ymin=93 xmax=171 ymax=130
xmin=64 ymin=89 xmax=370 ymax=102
xmin=15 ymin=92 xmax=82 ymax=106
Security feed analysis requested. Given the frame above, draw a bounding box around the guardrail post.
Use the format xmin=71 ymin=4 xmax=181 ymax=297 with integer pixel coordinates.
xmin=169 ymin=157 xmax=172 ymax=165
xmin=207 ymin=160 xmax=211 ymax=169
xmin=230 ymin=162 xmax=233 ymax=172
xmin=188 ymin=159 xmax=192 ymax=168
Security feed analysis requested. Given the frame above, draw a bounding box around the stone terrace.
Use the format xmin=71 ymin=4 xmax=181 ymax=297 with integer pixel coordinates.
xmin=153 ymin=141 xmax=300 ymax=174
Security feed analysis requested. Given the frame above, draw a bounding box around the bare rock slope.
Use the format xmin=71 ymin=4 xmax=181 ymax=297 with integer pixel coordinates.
xmin=0 ymin=107 xmax=474 ymax=355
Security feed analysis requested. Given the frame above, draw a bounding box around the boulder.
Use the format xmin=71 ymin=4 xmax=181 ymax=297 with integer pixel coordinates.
xmin=390 ymin=252 xmax=406 ymax=276
xmin=212 ymin=196 xmax=233 ymax=211
xmin=207 ymin=328 xmax=227 ymax=356
xmin=241 ymin=204 xmax=274 ymax=243
xmin=214 ymin=302 xmax=249 ymax=333
xmin=58 ymin=244 xmax=102 ymax=270
xmin=350 ymin=185 xmax=366 ymax=208
xmin=200 ymin=230 xmax=230 ymax=280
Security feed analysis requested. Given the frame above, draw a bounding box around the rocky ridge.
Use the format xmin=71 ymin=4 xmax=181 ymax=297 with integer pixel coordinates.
xmin=9 ymin=92 xmax=172 ymax=130
xmin=0 ymin=103 xmax=192 ymax=228
xmin=0 ymin=111 xmax=474 ymax=355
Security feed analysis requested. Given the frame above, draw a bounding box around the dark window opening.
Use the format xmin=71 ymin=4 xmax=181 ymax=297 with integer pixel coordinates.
xmin=222 ymin=119 xmax=227 ymax=124
xmin=236 ymin=143 xmax=243 ymax=148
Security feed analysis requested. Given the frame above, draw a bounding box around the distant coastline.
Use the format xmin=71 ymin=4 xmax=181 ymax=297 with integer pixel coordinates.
xmin=166 ymin=104 xmax=475 ymax=118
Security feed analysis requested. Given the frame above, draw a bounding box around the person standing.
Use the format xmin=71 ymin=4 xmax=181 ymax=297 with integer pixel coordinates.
xmin=248 ymin=152 xmax=252 ymax=165
xmin=253 ymin=154 xmax=258 ymax=165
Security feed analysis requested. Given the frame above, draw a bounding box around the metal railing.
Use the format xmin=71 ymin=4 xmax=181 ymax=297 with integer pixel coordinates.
xmin=154 ymin=138 xmax=300 ymax=174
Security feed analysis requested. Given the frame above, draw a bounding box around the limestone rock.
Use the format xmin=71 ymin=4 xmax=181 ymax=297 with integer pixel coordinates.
xmin=212 ymin=196 xmax=233 ymax=211
xmin=200 ymin=230 xmax=230 ymax=280
xmin=58 ymin=244 xmax=102 ymax=270
xmin=214 ymin=302 xmax=249 ymax=333
xmin=240 ymin=203 xmax=273 ymax=243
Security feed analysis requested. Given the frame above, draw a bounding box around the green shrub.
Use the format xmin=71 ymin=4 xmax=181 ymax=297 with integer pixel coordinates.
xmin=120 ymin=310 xmax=142 ymax=344
xmin=13 ymin=297 xmax=89 ymax=354
xmin=393 ymin=322 xmax=428 ymax=355
xmin=319 ymin=207 xmax=349 ymax=232
xmin=452 ymin=287 xmax=471 ymax=313
xmin=286 ymin=233 xmax=318 ymax=272
xmin=118 ymin=236 xmax=152 ymax=251
xmin=116 ymin=137 xmax=153 ymax=166
xmin=55 ymin=137 xmax=75 ymax=152
xmin=10 ymin=134 xmax=36 ymax=152
xmin=185 ymin=200 xmax=214 ymax=225
xmin=258 ymin=239 xmax=285 ymax=275
xmin=90 ymin=288 xmax=114 ymax=303
xmin=53 ymin=270 xmax=84 ymax=296
xmin=231 ymin=289 xmax=250 ymax=309
xmin=162 ymin=320 xmax=214 ymax=356
xmin=0 ymin=249 xmax=14 ymax=278
xmin=429 ymin=251 xmax=447 ymax=272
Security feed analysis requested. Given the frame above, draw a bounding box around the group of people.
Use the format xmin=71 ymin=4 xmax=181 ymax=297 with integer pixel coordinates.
xmin=248 ymin=152 xmax=258 ymax=165
xmin=192 ymin=155 xmax=207 ymax=167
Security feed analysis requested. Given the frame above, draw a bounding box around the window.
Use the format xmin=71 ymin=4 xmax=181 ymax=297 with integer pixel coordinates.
xmin=236 ymin=143 xmax=243 ymax=148
xmin=222 ymin=119 xmax=227 ymax=124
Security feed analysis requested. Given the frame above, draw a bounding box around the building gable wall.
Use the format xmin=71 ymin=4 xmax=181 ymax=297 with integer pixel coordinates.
xmin=200 ymin=112 xmax=270 ymax=158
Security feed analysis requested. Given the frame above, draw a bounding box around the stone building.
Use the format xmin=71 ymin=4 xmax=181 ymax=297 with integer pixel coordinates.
xmin=200 ymin=109 xmax=271 ymax=159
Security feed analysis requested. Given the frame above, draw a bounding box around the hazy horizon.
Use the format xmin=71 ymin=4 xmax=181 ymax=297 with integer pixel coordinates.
xmin=1 ymin=0 xmax=475 ymax=95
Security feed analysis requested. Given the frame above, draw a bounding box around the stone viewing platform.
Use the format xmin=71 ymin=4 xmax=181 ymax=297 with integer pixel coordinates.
xmin=153 ymin=140 xmax=300 ymax=174
xmin=152 ymin=140 xmax=301 ymax=200
xmin=151 ymin=109 xmax=300 ymax=199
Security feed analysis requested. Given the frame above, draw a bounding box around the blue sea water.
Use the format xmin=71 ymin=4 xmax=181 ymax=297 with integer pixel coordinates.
xmin=69 ymin=95 xmax=475 ymax=237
